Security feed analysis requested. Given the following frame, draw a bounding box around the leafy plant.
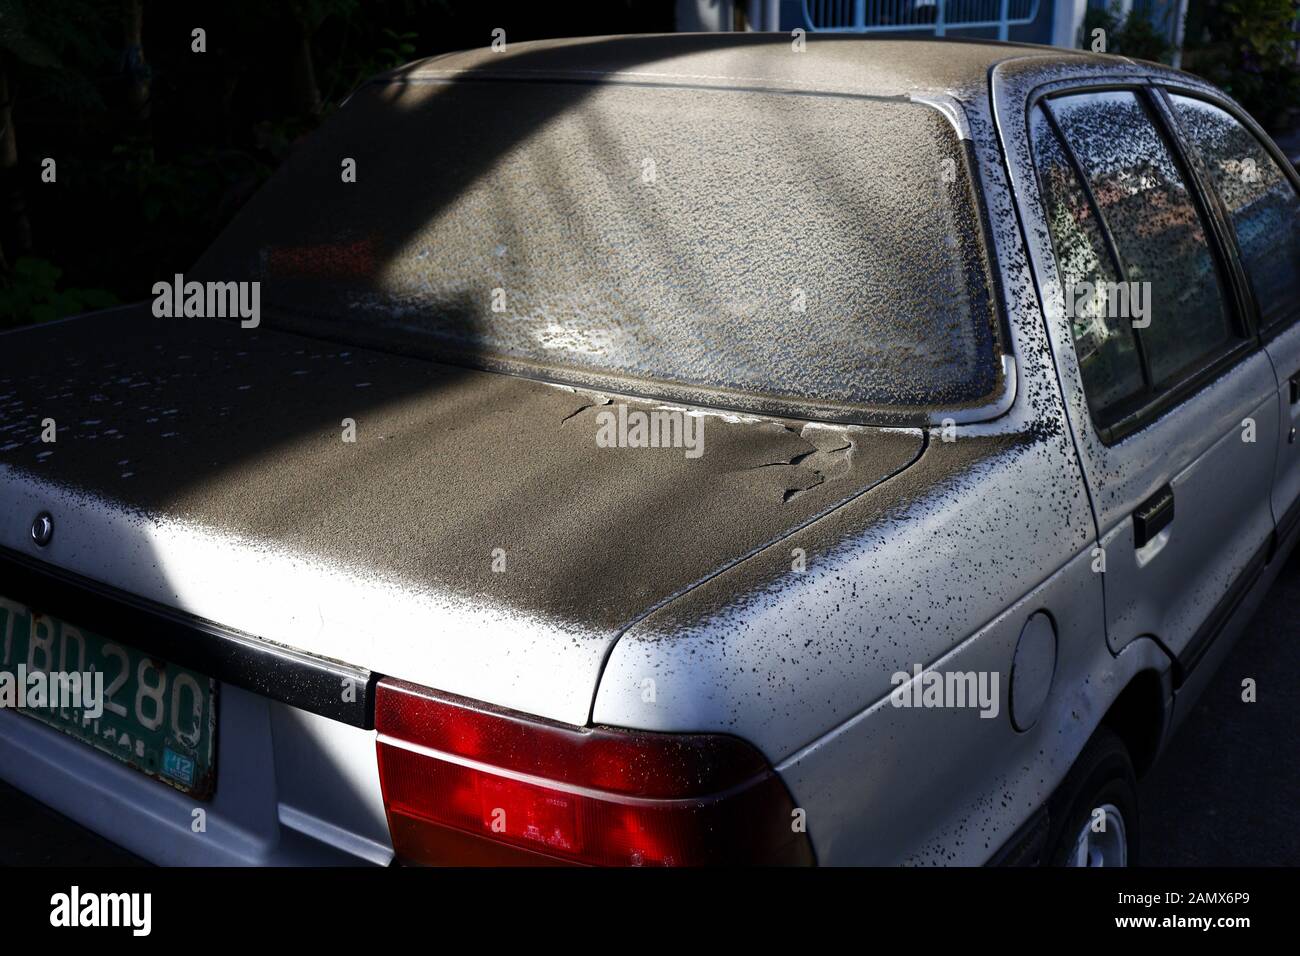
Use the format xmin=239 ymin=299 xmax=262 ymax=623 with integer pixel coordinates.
xmin=0 ymin=0 xmax=60 ymax=69
xmin=1081 ymin=3 xmax=1175 ymax=62
xmin=0 ymin=257 xmax=117 ymax=326
xmin=1189 ymin=0 xmax=1300 ymax=128
xmin=0 ymin=0 xmax=113 ymax=111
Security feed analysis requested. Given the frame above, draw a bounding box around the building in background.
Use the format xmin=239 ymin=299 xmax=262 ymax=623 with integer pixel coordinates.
xmin=676 ymin=0 xmax=1189 ymax=63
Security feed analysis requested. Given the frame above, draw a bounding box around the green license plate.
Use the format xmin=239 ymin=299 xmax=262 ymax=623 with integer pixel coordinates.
xmin=0 ymin=594 xmax=217 ymax=799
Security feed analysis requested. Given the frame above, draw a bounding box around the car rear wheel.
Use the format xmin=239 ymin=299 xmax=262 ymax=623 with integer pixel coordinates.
xmin=1048 ymin=726 xmax=1139 ymax=867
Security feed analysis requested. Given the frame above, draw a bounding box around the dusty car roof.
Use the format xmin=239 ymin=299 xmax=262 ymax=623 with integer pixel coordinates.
xmin=379 ymin=33 xmax=1120 ymax=101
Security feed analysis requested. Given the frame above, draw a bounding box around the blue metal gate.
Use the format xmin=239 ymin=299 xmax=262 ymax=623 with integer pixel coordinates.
xmin=801 ymin=0 xmax=1042 ymax=40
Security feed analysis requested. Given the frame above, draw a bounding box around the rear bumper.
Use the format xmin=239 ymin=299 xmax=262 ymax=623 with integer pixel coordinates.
xmin=0 ymin=543 xmax=395 ymax=865
xmin=0 ymin=685 xmax=392 ymax=866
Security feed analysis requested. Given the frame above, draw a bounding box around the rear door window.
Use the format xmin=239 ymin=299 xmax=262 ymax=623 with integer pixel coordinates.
xmin=1046 ymin=90 xmax=1240 ymax=390
xmin=1168 ymin=94 xmax=1300 ymax=331
xmin=1030 ymin=107 xmax=1146 ymax=418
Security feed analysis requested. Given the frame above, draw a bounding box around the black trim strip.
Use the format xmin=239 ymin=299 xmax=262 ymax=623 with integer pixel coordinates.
xmin=1277 ymin=491 xmax=1300 ymax=551
xmin=0 ymin=546 xmax=376 ymax=728
xmin=1174 ymin=537 xmax=1272 ymax=686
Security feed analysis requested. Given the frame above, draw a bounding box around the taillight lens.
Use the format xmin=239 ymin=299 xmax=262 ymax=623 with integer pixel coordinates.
xmin=374 ymin=678 xmax=814 ymax=866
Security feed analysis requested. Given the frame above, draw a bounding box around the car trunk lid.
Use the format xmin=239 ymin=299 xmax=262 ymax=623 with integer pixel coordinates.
xmin=0 ymin=307 xmax=923 ymax=723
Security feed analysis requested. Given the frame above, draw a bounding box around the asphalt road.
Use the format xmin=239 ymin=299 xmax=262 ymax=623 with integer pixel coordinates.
xmin=1 ymin=548 xmax=1297 ymax=867
xmin=1138 ymin=544 xmax=1300 ymax=866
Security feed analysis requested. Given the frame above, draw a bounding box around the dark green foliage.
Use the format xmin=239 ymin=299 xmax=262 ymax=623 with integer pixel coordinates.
xmin=0 ymin=0 xmax=671 ymax=326
xmin=1185 ymin=0 xmax=1300 ymax=128
xmin=0 ymin=256 xmax=117 ymax=325
xmin=1080 ymin=3 xmax=1174 ymax=62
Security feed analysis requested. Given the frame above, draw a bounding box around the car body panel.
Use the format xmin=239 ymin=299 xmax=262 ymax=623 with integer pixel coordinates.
xmin=775 ymin=558 xmax=1171 ymax=866
xmin=0 ymin=683 xmax=391 ymax=864
xmin=0 ymin=306 xmax=922 ymax=729
xmin=1266 ymin=321 xmax=1300 ymax=535
xmin=592 ymin=431 xmax=1097 ymax=759
xmin=1093 ymin=382 xmax=1277 ymax=661
xmin=1154 ymin=89 xmax=1300 ymax=543
xmin=595 ymin=49 xmax=1107 ymax=862
xmin=992 ymin=64 xmax=1282 ymax=672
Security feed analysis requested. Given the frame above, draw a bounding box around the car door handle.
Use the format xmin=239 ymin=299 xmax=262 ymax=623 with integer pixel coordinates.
xmin=1290 ymin=373 xmax=1299 ymax=405
xmin=1133 ymin=484 xmax=1175 ymax=550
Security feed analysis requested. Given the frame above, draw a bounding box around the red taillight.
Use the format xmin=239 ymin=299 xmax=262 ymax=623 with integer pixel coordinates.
xmin=374 ymin=678 xmax=814 ymax=866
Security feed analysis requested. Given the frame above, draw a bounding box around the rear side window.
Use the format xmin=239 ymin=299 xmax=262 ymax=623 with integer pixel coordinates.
xmin=1047 ymin=91 xmax=1238 ymax=389
xmin=1169 ymin=94 xmax=1300 ymax=330
xmin=1030 ymin=107 xmax=1146 ymax=416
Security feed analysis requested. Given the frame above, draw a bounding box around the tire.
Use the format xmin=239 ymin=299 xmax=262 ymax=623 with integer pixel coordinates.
xmin=1047 ymin=725 xmax=1140 ymax=866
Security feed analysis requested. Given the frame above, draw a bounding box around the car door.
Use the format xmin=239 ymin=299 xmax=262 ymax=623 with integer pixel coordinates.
xmin=1162 ymin=90 xmax=1300 ymax=553
xmin=1025 ymin=85 xmax=1279 ymax=681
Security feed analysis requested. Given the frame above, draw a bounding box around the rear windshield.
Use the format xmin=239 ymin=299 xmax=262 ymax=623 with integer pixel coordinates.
xmin=195 ymin=78 xmax=1004 ymax=420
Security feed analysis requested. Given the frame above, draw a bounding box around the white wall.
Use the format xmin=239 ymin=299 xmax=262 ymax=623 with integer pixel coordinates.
xmin=1051 ymin=0 xmax=1090 ymax=48
xmin=676 ymin=0 xmax=735 ymax=32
